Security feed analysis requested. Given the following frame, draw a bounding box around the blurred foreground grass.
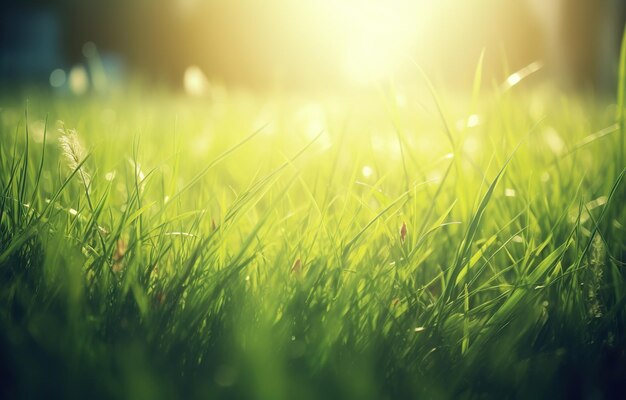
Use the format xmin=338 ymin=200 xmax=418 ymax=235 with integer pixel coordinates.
xmin=0 ymin=80 xmax=625 ymax=399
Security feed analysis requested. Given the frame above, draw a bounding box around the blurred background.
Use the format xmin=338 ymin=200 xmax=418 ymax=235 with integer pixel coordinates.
xmin=1 ymin=0 xmax=624 ymax=95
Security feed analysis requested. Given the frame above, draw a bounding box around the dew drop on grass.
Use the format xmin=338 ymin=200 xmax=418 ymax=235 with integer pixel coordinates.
xmin=466 ymin=114 xmax=480 ymax=128
xmin=503 ymin=62 xmax=542 ymax=89
xmin=543 ymin=127 xmax=565 ymax=155
xmin=362 ymin=165 xmax=374 ymax=178
xmin=586 ymin=196 xmax=607 ymax=209
xmin=506 ymin=73 xmax=522 ymax=88
xmin=457 ymin=114 xmax=481 ymax=130
xmin=463 ymin=136 xmax=480 ymax=155
xmin=427 ymin=170 xmax=442 ymax=183
xmin=105 ymin=171 xmax=117 ymax=181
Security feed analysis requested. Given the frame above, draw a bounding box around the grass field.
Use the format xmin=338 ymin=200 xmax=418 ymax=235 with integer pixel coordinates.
xmin=1 ymin=61 xmax=626 ymax=398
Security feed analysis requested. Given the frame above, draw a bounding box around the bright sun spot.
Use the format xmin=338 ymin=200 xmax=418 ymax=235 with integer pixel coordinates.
xmin=466 ymin=114 xmax=480 ymax=128
xmin=68 ymin=65 xmax=89 ymax=95
xmin=329 ymin=0 xmax=423 ymax=84
xmin=504 ymin=62 xmax=543 ymax=89
xmin=506 ymin=73 xmax=522 ymax=88
xmin=184 ymin=65 xmax=210 ymax=96
xmin=105 ymin=171 xmax=117 ymax=181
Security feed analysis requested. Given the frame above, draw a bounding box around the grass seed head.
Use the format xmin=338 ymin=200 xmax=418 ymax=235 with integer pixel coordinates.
xmin=291 ymin=258 xmax=302 ymax=275
xmin=111 ymin=239 xmax=127 ymax=273
xmin=58 ymin=128 xmax=90 ymax=187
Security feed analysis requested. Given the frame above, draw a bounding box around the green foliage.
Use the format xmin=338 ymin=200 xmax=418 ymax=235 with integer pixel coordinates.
xmin=0 ymin=81 xmax=625 ymax=399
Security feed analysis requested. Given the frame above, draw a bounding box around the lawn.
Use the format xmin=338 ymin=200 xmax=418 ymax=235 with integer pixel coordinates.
xmin=1 ymin=64 xmax=625 ymax=398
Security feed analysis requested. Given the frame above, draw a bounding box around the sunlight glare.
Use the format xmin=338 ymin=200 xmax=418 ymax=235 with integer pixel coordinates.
xmin=328 ymin=0 xmax=425 ymax=84
xmin=68 ymin=65 xmax=89 ymax=95
xmin=466 ymin=114 xmax=480 ymax=128
xmin=184 ymin=65 xmax=210 ymax=96
xmin=503 ymin=61 xmax=543 ymax=90
xmin=543 ymin=127 xmax=565 ymax=155
xmin=505 ymin=188 xmax=516 ymax=197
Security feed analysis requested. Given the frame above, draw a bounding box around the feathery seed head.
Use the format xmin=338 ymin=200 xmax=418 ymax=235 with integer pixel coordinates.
xmin=58 ymin=128 xmax=91 ymax=186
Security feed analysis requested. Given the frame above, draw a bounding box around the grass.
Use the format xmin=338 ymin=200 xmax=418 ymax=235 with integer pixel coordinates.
xmin=1 ymin=70 xmax=625 ymax=398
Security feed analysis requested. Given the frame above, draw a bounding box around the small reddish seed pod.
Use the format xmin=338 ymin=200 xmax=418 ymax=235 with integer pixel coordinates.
xmin=111 ymin=239 xmax=127 ymax=273
xmin=291 ymin=258 xmax=302 ymax=275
